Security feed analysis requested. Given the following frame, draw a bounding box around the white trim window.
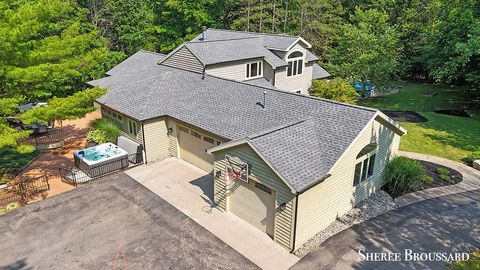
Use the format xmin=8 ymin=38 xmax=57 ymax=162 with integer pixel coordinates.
xmin=128 ymin=119 xmax=138 ymax=137
xmin=353 ymin=144 xmax=377 ymax=187
xmin=287 ymin=51 xmax=304 ymax=77
xmin=246 ymin=61 xmax=262 ymax=79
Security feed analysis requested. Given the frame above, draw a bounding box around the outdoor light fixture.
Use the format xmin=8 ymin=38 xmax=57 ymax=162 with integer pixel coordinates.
xmin=279 ymin=202 xmax=287 ymax=211
xmin=167 ymin=127 xmax=173 ymax=134
xmin=215 ymin=170 xmax=222 ymax=178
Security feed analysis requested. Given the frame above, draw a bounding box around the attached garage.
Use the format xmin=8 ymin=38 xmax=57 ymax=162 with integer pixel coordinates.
xmin=177 ymin=125 xmax=215 ymax=172
xmin=228 ymin=180 xmax=275 ymax=237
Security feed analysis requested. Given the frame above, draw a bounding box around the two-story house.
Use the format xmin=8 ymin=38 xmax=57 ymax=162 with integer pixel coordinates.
xmin=88 ymin=28 xmax=405 ymax=252
xmin=159 ymin=28 xmax=331 ymax=94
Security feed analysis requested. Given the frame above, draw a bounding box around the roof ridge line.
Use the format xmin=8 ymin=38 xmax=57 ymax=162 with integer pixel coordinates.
xmin=138 ymin=50 xmax=166 ymax=56
xmin=187 ymin=37 xmax=259 ymax=44
xmin=203 ymin=73 xmax=378 ymax=113
xmin=248 ymin=119 xmax=308 ymax=140
xmin=208 ymin=28 xmax=299 ymax=38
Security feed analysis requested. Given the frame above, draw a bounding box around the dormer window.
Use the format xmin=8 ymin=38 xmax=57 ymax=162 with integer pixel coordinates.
xmin=287 ymin=51 xmax=304 ymax=77
xmin=246 ymin=61 xmax=262 ymax=79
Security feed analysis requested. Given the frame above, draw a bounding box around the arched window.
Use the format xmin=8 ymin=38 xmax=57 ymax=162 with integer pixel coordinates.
xmin=353 ymin=144 xmax=377 ymax=187
xmin=287 ymin=51 xmax=304 ymax=77
xmin=288 ymin=51 xmax=304 ymax=59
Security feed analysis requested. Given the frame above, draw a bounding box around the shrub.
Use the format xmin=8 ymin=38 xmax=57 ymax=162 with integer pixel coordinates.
xmin=437 ymin=167 xmax=450 ymax=182
xmin=421 ymin=174 xmax=434 ymax=185
xmin=466 ymin=151 xmax=480 ymax=164
xmin=310 ymin=78 xmax=359 ymax=104
xmin=384 ymin=156 xmax=426 ymax=196
xmin=87 ymin=119 xmax=121 ymax=144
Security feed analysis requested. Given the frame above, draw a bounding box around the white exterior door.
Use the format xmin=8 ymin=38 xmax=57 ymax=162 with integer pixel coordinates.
xmin=228 ymin=180 xmax=275 ymax=237
xmin=177 ymin=126 xmax=214 ymax=173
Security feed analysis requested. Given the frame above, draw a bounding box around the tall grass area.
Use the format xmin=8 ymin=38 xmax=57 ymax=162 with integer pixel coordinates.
xmin=384 ymin=157 xmax=428 ymax=197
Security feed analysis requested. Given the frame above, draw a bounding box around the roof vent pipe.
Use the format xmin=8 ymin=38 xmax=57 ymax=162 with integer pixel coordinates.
xmin=201 ymin=26 xmax=207 ymax=41
xmin=263 ymin=91 xmax=267 ymax=109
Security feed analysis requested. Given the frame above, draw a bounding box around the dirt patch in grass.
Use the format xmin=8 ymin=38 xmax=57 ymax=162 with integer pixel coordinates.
xmin=434 ymin=109 xmax=471 ymax=118
xmin=381 ymin=110 xmax=428 ymax=123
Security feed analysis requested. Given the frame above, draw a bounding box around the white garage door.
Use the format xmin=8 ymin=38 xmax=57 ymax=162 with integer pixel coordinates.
xmin=229 ymin=180 xmax=275 ymax=237
xmin=177 ymin=125 xmax=215 ymax=172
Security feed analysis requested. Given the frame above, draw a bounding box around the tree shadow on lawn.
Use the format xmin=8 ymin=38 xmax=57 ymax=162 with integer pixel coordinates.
xmin=411 ymin=112 xmax=480 ymax=154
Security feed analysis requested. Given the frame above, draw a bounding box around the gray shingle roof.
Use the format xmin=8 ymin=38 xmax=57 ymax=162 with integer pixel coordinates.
xmin=185 ymin=38 xmax=287 ymax=68
xmin=89 ymin=51 xmax=379 ymax=192
xmin=192 ymin=28 xmax=303 ymax=51
xmin=305 ymin=50 xmax=319 ymax=62
xmin=242 ymin=78 xmax=277 ymax=89
xmin=312 ymin=64 xmax=332 ymax=80
xmin=106 ymin=50 xmax=165 ymax=76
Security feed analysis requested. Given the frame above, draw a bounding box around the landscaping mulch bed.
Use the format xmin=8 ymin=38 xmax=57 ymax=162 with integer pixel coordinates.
xmin=381 ymin=110 xmax=428 ymax=123
xmin=420 ymin=160 xmax=462 ymax=188
xmin=385 ymin=160 xmax=463 ymax=198
xmin=434 ymin=109 xmax=471 ymax=118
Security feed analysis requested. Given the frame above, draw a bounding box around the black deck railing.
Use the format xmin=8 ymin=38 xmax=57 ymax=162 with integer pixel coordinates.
xmin=0 ymin=175 xmax=50 ymax=207
xmin=60 ymin=153 xmax=143 ymax=187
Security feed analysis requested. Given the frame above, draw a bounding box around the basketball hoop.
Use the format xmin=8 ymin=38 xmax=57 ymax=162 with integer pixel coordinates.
xmin=224 ymin=155 xmax=250 ymax=188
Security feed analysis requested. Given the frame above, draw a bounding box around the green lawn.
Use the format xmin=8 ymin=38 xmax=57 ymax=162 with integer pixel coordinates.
xmin=360 ymin=82 xmax=479 ymax=111
xmin=359 ymin=82 xmax=480 ymax=162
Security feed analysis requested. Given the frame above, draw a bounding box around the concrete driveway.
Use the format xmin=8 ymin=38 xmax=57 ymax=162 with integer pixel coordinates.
xmin=291 ymin=189 xmax=480 ymax=270
xmin=126 ymin=158 xmax=299 ymax=270
xmin=0 ymin=173 xmax=258 ymax=270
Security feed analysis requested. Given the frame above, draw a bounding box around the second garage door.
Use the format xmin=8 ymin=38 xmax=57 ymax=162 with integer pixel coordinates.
xmin=229 ymin=180 xmax=275 ymax=237
xmin=177 ymin=125 xmax=215 ymax=172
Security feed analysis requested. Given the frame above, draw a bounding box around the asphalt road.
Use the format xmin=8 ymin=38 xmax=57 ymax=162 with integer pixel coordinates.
xmin=291 ymin=189 xmax=480 ymax=270
xmin=0 ymin=173 xmax=259 ymax=270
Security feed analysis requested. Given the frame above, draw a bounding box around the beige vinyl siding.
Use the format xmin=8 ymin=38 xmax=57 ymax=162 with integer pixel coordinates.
xmin=294 ymin=116 xmax=401 ymax=248
xmin=273 ymin=43 xmax=314 ymax=94
xmin=143 ymin=117 xmax=169 ymax=162
xmin=205 ymin=58 xmax=273 ymax=82
xmin=286 ymin=44 xmax=307 ymax=56
xmin=101 ymin=107 xmax=142 ymax=144
xmin=162 ymin=46 xmax=204 ymax=73
xmin=166 ymin=118 xmax=179 ymax=158
xmin=213 ymin=144 xmax=295 ymax=250
xmin=165 ymin=118 xmax=225 ymax=159
xmin=274 ymin=63 xmax=313 ymax=94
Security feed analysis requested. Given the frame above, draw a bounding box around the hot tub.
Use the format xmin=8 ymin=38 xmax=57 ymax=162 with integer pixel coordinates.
xmin=73 ymin=143 xmax=129 ymax=178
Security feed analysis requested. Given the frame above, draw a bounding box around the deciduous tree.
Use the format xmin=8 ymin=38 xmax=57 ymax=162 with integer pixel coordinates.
xmin=329 ymin=8 xmax=401 ymax=88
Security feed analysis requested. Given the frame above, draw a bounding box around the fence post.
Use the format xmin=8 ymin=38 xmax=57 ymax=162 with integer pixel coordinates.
xmin=18 ymin=180 xmax=26 ymax=204
xmin=45 ymin=175 xmax=50 ymax=190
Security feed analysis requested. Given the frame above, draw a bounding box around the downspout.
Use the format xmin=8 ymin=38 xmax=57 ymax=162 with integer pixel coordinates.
xmin=141 ymin=122 xmax=148 ymax=164
xmin=290 ymin=192 xmax=299 ymax=253
xmin=273 ymin=69 xmax=276 ymax=86
xmin=202 ymin=65 xmax=206 ymax=79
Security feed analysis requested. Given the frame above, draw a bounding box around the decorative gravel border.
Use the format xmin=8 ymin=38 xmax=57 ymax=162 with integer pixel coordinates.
xmin=295 ymin=190 xmax=396 ymax=256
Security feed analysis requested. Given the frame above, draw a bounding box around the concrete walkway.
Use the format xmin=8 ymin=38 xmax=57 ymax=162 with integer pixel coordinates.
xmin=396 ymin=151 xmax=480 ymax=207
xmin=125 ymin=158 xmax=299 ymax=270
